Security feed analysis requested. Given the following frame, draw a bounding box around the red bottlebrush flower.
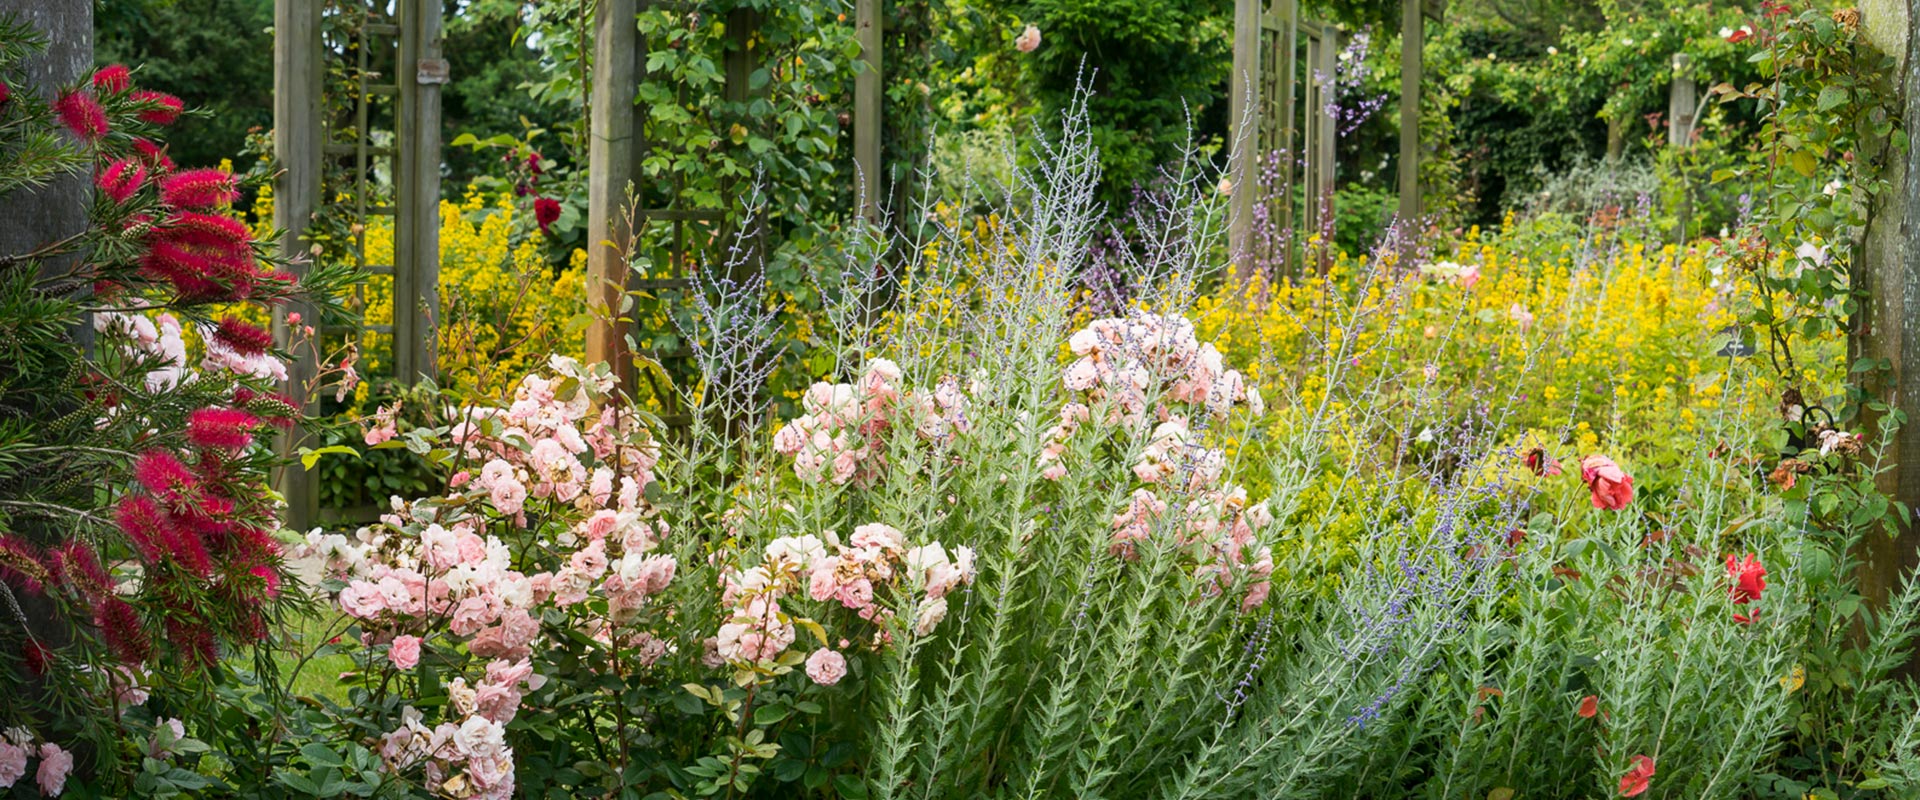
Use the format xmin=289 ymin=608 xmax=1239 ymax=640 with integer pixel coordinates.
xmin=133 ymin=450 xmax=196 ymax=500
xmin=534 ymin=197 xmax=562 ymax=233
xmin=96 ymin=158 xmax=147 ymax=204
xmin=93 ymin=64 xmax=132 ymax=93
xmin=232 ymin=386 xmax=257 ymax=404
xmin=115 ymin=495 xmax=167 ymax=562
xmin=22 ymin=640 xmax=51 ymax=676
xmin=217 ymin=526 xmax=279 ymax=563
xmin=212 ymin=316 xmax=274 ymax=357
xmin=51 ymin=541 xmax=111 ymax=601
xmin=141 ymin=212 xmax=259 ymax=300
xmin=187 ymin=407 xmax=260 ymax=450
xmin=95 ymin=597 xmax=151 ymax=665
xmin=159 ymin=168 xmax=239 ymax=209
xmin=132 ymin=138 xmax=175 ymax=172
xmin=1579 ymin=455 xmax=1635 ymax=510
xmin=133 ymin=89 xmax=183 ymax=125
xmin=53 ymin=90 xmax=109 ymax=141
xmin=250 ymin=564 xmax=281 ymax=598
xmin=0 ymin=535 xmax=49 ymax=595
xmin=1523 ymin=447 xmax=1562 ymax=477
xmin=161 ymin=519 xmax=214 ymax=577
xmin=1727 ymin=553 xmax=1767 ymax=605
xmin=0 ymin=80 xmax=10 ymax=104
xmin=1618 ymin=754 xmax=1656 ymax=797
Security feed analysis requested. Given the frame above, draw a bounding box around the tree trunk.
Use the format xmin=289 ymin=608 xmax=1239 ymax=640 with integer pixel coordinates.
xmin=1854 ymin=0 xmax=1920 ymax=677
xmin=0 ymin=0 xmax=91 ymax=274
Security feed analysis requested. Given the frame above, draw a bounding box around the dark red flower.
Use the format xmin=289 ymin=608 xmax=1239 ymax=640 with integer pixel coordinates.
xmin=140 ymin=212 xmax=259 ymax=300
xmin=187 ymin=407 xmax=260 ymax=451
xmin=212 ymin=316 xmax=274 ymax=357
xmin=96 ymin=158 xmax=147 ymax=205
xmin=133 ymin=89 xmax=183 ymax=125
xmin=159 ymin=168 xmax=239 ymax=209
xmin=1618 ymin=754 xmax=1656 ymax=797
xmin=534 ymin=197 xmax=562 ymax=233
xmin=22 ymin=640 xmax=51 ymax=676
xmin=1523 ymin=447 xmax=1563 ymax=477
xmin=93 ymin=64 xmax=132 ymax=93
xmin=94 ymin=597 xmax=151 ymax=666
xmin=1577 ymin=694 xmax=1598 ymax=719
xmin=53 ymin=90 xmax=109 ymax=141
xmin=1505 ymin=528 xmax=1527 ymax=547
xmin=250 ymin=564 xmax=281 ymax=598
xmin=0 ymin=81 xmax=10 ymax=104
xmin=526 ymin=150 xmax=544 ymax=175
xmin=1727 ymin=553 xmax=1766 ymax=605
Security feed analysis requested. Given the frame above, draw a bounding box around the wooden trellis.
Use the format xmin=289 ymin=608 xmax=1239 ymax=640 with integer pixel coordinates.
xmin=273 ymin=0 xmax=445 ymax=532
xmin=1230 ymin=0 xmax=1438 ymax=273
xmin=585 ymin=0 xmax=884 ymax=401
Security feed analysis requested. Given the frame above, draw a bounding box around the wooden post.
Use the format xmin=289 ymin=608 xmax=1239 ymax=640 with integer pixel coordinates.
xmin=1667 ymin=53 xmax=1696 ymax=146
xmin=854 ymin=0 xmax=882 ymax=222
xmin=0 ymin=1 xmax=90 ymax=280
xmin=273 ymin=0 xmax=323 ymax=533
xmin=394 ymin=0 xmax=444 ymax=384
xmin=1275 ymin=0 xmax=1298 ymax=267
xmin=1228 ymin=0 xmax=1262 ymax=270
xmin=723 ymin=7 xmax=766 ymax=278
xmin=1304 ymin=25 xmax=1338 ymax=273
xmin=1397 ymin=0 xmax=1421 ymax=228
xmin=586 ymin=0 xmax=638 ymax=393
xmin=1853 ymin=0 xmax=1920 ymax=678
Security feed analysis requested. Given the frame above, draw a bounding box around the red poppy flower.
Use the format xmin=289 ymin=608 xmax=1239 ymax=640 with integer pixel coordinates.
xmin=534 ymin=196 xmax=562 ymax=233
xmin=1580 ymin=455 xmax=1634 ymax=510
xmin=1726 ymin=553 xmax=1766 ymax=605
xmin=1618 ymin=754 xmax=1656 ymax=796
xmin=1578 ymin=695 xmax=1598 ymax=719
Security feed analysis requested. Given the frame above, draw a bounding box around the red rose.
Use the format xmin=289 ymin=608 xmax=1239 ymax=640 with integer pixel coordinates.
xmin=534 ymin=197 xmax=562 ymax=234
xmin=1726 ymin=553 xmax=1766 ymax=606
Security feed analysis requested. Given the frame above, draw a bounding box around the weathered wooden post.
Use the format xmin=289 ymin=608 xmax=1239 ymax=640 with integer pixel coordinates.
xmin=855 ymin=0 xmax=882 ymax=222
xmin=1302 ymin=24 xmax=1339 ymax=233
xmin=1228 ymin=0 xmax=1263 ymax=273
xmin=1667 ymin=53 xmax=1697 ymax=146
xmin=585 ymin=0 xmax=639 ymax=394
xmin=394 ymin=0 xmax=445 ymax=384
xmin=1397 ymin=0 xmax=1421 ymax=229
xmin=1667 ymin=52 xmax=1697 ymax=241
xmin=273 ymin=0 xmax=322 ymax=534
xmin=1854 ymin=0 xmax=1920 ymax=676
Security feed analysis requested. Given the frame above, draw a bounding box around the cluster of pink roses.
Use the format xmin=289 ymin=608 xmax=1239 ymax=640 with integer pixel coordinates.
xmin=1042 ymin=312 xmax=1264 ymax=482
xmin=771 ymin=359 xmax=973 ymax=486
xmin=711 ymin=523 xmax=976 ymax=680
xmin=376 ymin=659 xmax=540 ymax=800
xmin=1049 ymin=313 xmax=1276 ymax=611
xmin=0 ymin=729 xmax=72 ymax=797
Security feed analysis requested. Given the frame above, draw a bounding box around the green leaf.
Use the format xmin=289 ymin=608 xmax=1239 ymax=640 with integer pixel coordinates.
xmin=300 ymin=743 xmax=345 ymax=768
xmin=1817 ymin=85 xmax=1849 ymax=112
xmin=1790 ymin=150 xmax=1818 ymax=178
xmin=300 ymin=445 xmax=362 ymax=470
xmin=833 ymin=774 xmax=869 ymax=799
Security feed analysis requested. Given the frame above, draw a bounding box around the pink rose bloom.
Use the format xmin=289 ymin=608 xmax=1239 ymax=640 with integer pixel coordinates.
xmin=0 ymin=741 xmax=25 ymax=788
xmin=339 ymin=580 xmax=387 ymax=619
xmin=37 ymin=743 xmax=72 ymax=797
xmin=389 ymin=635 xmax=422 ymax=670
xmin=1456 ymin=265 xmax=1481 ymax=290
xmin=1580 ymin=455 xmax=1635 ymax=510
xmin=1014 ymin=24 xmax=1041 ymax=52
xmin=805 ymin=649 xmax=848 ymax=686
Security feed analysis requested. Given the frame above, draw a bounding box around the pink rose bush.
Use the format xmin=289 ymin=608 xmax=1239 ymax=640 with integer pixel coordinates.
xmin=771 ymin=359 xmax=973 ymax=486
xmin=0 ymin=729 xmax=72 ymax=797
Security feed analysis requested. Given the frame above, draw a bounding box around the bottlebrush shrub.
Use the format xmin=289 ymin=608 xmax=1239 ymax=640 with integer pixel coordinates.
xmin=0 ymin=26 xmax=348 ymax=794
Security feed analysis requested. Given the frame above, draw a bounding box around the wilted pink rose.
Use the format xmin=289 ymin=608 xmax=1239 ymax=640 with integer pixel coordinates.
xmin=0 ymin=741 xmax=25 ymax=788
xmin=1580 ymin=455 xmax=1634 ymax=510
xmin=36 ymin=743 xmax=72 ymax=797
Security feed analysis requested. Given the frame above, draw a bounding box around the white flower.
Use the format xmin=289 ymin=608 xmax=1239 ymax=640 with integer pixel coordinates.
xmin=1823 ymin=179 xmax=1844 ymax=197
